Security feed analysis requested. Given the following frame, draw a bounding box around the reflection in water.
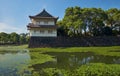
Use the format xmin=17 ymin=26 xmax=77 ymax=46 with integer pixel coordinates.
xmin=0 ymin=51 xmax=120 ymax=75
xmin=32 ymin=52 xmax=120 ymax=71
xmin=0 ymin=50 xmax=31 ymax=75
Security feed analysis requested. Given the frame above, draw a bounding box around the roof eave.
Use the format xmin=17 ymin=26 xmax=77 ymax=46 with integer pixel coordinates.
xmin=29 ymin=16 xmax=59 ymax=19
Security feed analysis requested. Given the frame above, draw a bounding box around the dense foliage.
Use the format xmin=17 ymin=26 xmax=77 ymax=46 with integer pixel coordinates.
xmin=0 ymin=32 xmax=29 ymax=44
xmin=32 ymin=63 xmax=120 ymax=76
xmin=57 ymin=6 xmax=120 ymax=37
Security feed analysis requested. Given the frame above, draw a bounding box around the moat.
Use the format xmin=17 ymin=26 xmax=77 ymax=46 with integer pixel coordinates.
xmin=0 ymin=49 xmax=120 ymax=75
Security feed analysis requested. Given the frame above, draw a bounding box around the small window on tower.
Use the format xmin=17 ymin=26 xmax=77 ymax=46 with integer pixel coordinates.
xmin=48 ymin=30 xmax=53 ymax=33
xmin=40 ymin=30 xmax=44 ymax=33
xmin=34 ymin=30 xmax=36 ymax=33
xmin=36 ymin=22 xmax=39 ymax=25
xmin=44 ymin=21 xmax=48 ymax=25
xmin=39 ymin=21 xmax=41 ymax=25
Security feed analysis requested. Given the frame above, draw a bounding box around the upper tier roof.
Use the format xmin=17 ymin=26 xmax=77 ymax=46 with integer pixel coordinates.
xmin=27 ymin=23 xmax=57 ymax=29
xmin=29 ymin=9 xmax=58 ymax=19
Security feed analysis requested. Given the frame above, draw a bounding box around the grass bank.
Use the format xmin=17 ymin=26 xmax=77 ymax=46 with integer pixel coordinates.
xmin=0 ymin=45 xmax=120 ymax=56
xmin=0 ymin=44 xmax=28 ymax=52
xmin=30 ymin=46 xmax=120 ymax=57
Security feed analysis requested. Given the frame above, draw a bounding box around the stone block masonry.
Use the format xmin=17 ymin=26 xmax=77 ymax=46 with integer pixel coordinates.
xmin=28 ymin=36 xmax=120 ymax=48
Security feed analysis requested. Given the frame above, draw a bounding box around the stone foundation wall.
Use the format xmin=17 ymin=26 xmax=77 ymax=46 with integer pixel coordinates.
xmin=28 ymin=36 xmax=120 ymax=48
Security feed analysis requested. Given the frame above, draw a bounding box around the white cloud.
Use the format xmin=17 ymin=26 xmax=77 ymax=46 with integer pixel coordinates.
xmin=0 ymin=22 xmax=27 ymax=34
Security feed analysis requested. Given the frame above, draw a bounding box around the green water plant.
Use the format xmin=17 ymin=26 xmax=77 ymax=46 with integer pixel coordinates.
xmin=34 ymin=63 xmax=120 ymax=76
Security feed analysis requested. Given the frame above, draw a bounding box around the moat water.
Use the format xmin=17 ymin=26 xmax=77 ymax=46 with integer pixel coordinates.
xmin=0 ymin=50 xmax=120 ymax=75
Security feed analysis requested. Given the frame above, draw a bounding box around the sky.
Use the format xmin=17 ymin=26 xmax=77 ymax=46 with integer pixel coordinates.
xmin=0 ymin=0 xmax=120 ymax=34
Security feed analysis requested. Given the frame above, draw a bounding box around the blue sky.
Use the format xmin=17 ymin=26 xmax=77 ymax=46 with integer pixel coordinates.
xmin=0 ymin=0 xmax=120 ymax=33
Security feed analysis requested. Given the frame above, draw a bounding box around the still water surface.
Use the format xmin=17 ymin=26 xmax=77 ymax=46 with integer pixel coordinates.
xmin=0 ymin=50 xmax=120 ymax=75
xmin=0 ymin=50 xmax=31 ymax=75
xmin=32 ymin=52 xmax=120 ymax=71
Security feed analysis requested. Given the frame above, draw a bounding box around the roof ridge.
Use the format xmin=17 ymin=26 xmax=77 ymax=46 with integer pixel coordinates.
xmin=35 ymin=9 xmax=54 ymax=17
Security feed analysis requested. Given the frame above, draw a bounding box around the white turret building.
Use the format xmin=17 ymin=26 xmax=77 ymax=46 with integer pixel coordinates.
xmin=27 ymin=9 xmax=58 ymax=37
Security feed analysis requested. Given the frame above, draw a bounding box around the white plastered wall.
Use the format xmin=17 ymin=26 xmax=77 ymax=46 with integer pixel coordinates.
xmin=29 ymin=29 xmax=57 ymax=37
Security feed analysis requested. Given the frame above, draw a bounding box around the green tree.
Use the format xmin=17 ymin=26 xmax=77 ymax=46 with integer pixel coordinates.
xmin=106 ymin=8 xmax=120 ymax=28
xmin=58 ymin=6 xmax=120 ymax=37
xmin=10 ymin=32 xmax=20 ymax=44
xmin=63 ymin=7 xmax=75 ymax=36
xmin=20 ymin=33 xmax=27 ymax=44
xmin=88 ymin=8 xmax=107 ymax=36
xmin=57 ymin=20 xmax=68 ymax=36
xmin=0 ymin=32 xmax=9 ymax=43
xmin=63 ymin=6 xmax=84 ymax=36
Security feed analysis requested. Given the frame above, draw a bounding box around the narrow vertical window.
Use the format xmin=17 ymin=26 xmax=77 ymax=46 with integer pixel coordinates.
xmin=40 ymin=30 xmax=44 ymax=33
xmin=44 ymin=21 xmax=48 ymax=25
xmin=48 ymin=30 xmax=53 ymax=33
xmin=34 ymin=30 xmax=36 ymax=33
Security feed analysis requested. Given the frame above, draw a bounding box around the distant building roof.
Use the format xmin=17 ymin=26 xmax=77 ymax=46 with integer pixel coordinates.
xmin=29 ymin=9 xmax=58 ymax=19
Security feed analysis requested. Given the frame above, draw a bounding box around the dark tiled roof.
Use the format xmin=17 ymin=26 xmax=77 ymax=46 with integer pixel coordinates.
xmin=29 ymin=9 xmax=59 ymax=20
xmin=35 ymin=9 xmax=53 ymax=17
xmin=29 ymin=9 xmax=57 ymax=18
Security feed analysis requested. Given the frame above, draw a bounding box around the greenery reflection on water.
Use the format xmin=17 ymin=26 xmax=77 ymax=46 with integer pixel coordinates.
xmin=0 ymin=50 xmax=31 ymax=75
xmin=32 ymin=52 xmax=120 ymax=72
xmin=0 ymin=50 xmax=120 ymax=75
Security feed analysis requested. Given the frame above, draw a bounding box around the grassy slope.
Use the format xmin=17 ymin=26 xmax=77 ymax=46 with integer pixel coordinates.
xmin=30 ymin=46 xmax=120 ymax=56
xmin=1 ymin=45 xmax=120 ymax=56
xmin=0 ymin=45 xmax=28 ymax=51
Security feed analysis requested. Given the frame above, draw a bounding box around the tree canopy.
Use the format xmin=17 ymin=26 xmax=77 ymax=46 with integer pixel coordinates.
xmin=57 ymin=6 xmax=120 ymax=37
xmin=0 ymin=32 xmax=29 ymax=44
